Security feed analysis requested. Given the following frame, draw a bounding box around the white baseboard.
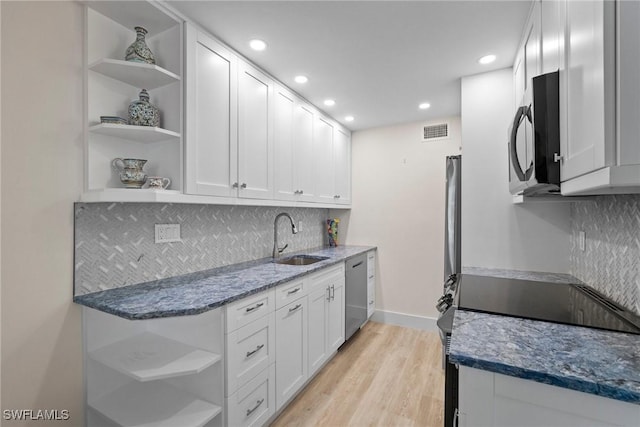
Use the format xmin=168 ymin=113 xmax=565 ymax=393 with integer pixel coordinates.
xmin=370 ymin=310 xmax=438 ymax=332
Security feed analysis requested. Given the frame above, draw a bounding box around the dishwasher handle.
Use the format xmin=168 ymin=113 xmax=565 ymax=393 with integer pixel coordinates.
xmin=351 ymin=261 xmax=364 ymax=268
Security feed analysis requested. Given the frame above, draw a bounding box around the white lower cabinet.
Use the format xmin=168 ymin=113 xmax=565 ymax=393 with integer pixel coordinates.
xmin=458 ymin=366 xmax=640 ymax=427
xmin=226 ymin=364 xmax=276 ymax=427
xmin=307 ymin=264 xmax=346 ymax=376
xmin=275 ymin=296 xmax=308 ymax=410
xmin=366 ymin=251 xmax=376 ymax=319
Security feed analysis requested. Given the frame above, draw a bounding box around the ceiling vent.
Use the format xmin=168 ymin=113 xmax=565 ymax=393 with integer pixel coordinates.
xmin=422 ymin=123 xmax=449 ymax=141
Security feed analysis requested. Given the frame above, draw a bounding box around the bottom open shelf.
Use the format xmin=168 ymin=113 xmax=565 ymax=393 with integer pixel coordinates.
xmin=89 ymin=381 xmax=222 ymax=427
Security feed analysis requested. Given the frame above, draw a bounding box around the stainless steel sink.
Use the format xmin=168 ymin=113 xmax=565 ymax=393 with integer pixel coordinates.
xmin=274 ymin=255 xmax=329 ymax=266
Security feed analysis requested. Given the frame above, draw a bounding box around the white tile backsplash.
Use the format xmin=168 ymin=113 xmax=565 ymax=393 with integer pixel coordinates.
xmin=74 ymin=203 xmax=329 ymax=295
xmin=570 ymin=195 xmax=640 ymax=315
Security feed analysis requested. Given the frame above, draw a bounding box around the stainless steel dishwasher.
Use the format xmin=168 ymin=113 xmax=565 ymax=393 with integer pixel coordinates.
xmin=345 ymin=254 xmax=368 ymax=341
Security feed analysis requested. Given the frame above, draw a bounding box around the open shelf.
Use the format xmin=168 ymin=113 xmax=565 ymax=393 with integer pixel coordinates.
xmin=90 ymin=58 xmax=180 ymax=90
xmin=89 ymin=332 xmax=221 ymax=382
xmin=89 ymin=381 xmax=222 ymax=427
xmin=89 ymin=124 xmax=180 ymax=143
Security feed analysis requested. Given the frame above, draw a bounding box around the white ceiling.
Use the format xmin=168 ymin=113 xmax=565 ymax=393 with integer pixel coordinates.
xmin=168 ymin=1 xmax=531 ymax=131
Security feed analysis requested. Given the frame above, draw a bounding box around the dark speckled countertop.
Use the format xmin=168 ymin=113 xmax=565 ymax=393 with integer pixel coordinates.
xmin=451 ymin=267 xmax=640 ymax=405
xmin=74 ymin=245 xmax=375 ymax=320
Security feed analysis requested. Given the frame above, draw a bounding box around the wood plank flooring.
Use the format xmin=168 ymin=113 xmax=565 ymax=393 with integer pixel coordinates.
xmin=271 ymin=321 xmax=445 ymax=427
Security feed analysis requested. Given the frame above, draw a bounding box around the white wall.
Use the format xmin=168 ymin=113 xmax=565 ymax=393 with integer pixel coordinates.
xmin=461 ymin=68 xmax=571 ymax=273
xmin=333 ymin=118 xmax=461 ymax=324
xmin=1 ymin=2 xmax=84 ymax=425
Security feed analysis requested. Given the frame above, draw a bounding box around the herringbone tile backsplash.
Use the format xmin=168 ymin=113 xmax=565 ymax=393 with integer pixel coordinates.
xmin=570 ymin=195 xmax=640 ymax=315
xmin=74 ymin=203 xmax=329 ymax=295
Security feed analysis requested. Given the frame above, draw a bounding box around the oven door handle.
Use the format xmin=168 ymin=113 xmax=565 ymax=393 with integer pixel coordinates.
xmin=510 ymin=105 xmax=534 ymax=182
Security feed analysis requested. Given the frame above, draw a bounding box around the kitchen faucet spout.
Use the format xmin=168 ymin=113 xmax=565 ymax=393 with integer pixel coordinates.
xmin=273 ymin=212 xmax=297 ymax=258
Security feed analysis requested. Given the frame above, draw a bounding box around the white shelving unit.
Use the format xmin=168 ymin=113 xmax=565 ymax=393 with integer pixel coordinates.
xmin=85 ymin=1 xmax=183 ymax=196
xmin=83 ymin=304 xmax=224 ymax=427
xmin=89 ymin=59 xmax=180 ymax=90
xmin=89 ymin=124 xmax=180 ymax=143
xmin=89 ymin=332 xmax=221 ymax=382
xmin=89 ymin=381 xmax=222 ymax=427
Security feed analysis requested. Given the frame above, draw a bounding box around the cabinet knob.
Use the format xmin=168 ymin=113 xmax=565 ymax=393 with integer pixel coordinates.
xmin=299 ymin=190 xmax=304 ymax=195
xmin=240 ymin=183 xmax=247 ymax=189
xmin=232 ymin=182 xmax=239 ymax=188
xmin=334 ymin=195 xmax=340 ymax=199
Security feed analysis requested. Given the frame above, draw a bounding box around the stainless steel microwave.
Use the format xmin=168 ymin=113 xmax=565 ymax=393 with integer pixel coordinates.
xmin=508 ymin=71 xmax=561 ymax=195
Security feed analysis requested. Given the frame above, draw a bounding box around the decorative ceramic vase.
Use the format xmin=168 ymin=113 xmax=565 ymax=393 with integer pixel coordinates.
xmin=128 ymin=89 xmax=160 ymax=127
xmin=112 ymin=158 xmax=148 ymax=189
xmin=327 ymin=218 xmax=339 ymax=247
xmin=125 ymin=26 xmax=155 ymax=64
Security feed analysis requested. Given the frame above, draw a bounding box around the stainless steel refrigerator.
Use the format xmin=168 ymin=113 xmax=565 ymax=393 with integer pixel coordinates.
xmin=443 ymin=155 xmax=461 ymax=281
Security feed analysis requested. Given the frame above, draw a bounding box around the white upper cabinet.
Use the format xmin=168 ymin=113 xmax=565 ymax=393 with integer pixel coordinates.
xmin=313 ymin=116 xmax=336 ymax=204
xmin=561 ymin=0 xmax=615 ymax=183
xmin=513 ymin=1 xmax=541 ymax=108
xmin=184 ymin=25 xmax=238 ymax=198
xmin=333 ymin=126 xmax=352 ymax=205
xmin=237 ymin=61 xmax=275 ymax=200
xmin=540 ymin=0 xmax=565 ymax=74
xmin=294 ymin=103 xmax=318 ymax=203
xmin=274 ymin=85 xmax=297 ymax=201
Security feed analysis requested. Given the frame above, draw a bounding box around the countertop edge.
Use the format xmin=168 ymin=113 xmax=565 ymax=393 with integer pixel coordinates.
xmin=449 ymin=353 xmax=640 ymax=405
xmin=74 ymin=245 xmax=376 ymax=320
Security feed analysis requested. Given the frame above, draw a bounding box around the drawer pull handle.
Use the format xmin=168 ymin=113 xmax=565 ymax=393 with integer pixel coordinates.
xmin=369 ymin=275 xmax=374 ymax=279
xmin=287 ymin=287 xmax=301 ymax=295
xmin=245 ymin=302 xmax=264 ymax=313
xmin=246 ymin=398 xmax=265 ymax=417
xmin=369 ymin=300 xmax=374 ymax=305
xmin=289 ymin=303 xmax=302 ymax=313
xmin=246 ymin=344 xmax=265 ymax=358
xmin=331 ymin=284 xmax=335 ymax=301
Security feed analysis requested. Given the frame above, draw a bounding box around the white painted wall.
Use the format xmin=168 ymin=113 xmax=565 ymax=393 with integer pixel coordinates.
xmin=1 ymin=2 xmax=84 ymax=425
xmin=460 ymin=68 xmax=571 ymax=273
xmin=333 ymin=118 xmax=461 ymax=324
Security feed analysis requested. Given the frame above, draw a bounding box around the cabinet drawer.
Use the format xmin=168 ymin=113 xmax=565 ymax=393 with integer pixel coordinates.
xmin=226 ymin=313 xmax=275 ymax=395
xmin=275 ymin=278 xmax=307 ymax=310
xmin=307 ymin=263 xmax=345 ymax=291
xmin=226 ymin=289 xmax=275 ymax=333
xmin=226 ymin=364 xmax=275 ymax=427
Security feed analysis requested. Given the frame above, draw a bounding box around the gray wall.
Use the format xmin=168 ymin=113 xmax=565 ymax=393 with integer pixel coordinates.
xmin=75 ymin=204 xmax=329 ymax=295
xmin=570 ymin=195 xmax=640 ymax=315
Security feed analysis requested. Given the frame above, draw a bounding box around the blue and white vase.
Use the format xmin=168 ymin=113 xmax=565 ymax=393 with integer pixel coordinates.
xmin=128 ymin=89 xmax=160 ymax=127
xmin=125 ymin=26 xmax=155 ymax=64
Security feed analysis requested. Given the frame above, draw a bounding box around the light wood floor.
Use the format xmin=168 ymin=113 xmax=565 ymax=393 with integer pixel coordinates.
xmin=271 ymin=321 xmax=445 ymax=427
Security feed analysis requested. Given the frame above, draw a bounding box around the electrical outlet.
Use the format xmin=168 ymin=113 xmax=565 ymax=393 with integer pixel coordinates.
xmin=297 ymin=220 xmax=303 ymax=232
xmin=579 ymin=231 xmax=586 ymax=252
xmin=155 ymin=224 xmax=181 ymax=243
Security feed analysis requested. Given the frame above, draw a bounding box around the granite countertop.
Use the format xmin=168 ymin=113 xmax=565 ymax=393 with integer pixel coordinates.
xmin=451 ymin=268 xmax=640 ymax=404
xmin=74 ymin=245 xmax=375 ymax=320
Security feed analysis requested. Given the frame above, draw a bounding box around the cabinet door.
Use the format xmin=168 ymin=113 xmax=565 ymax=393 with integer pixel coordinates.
xmin=275 ymin=298 xmax=308 ymax=410
xmin=327 ymin=282 xmax=345 ymax=353
xmin=238 ymin=61 xmax=274 ymax=199
xmin=562 ymin=0 xmax=615 ymax=181
xmin=333 ymin=127 xmax=351 ymax=205
xmin=273 ymin=85 xmax=296 ymax=201
xmin=313 ymin=116 xmax=335 ymax=203
xmin=184 ymin=25 xmax=238 ymax=197
xmin=307 ymin=286 xmax=329 ymax=376
xmin=541 ymin=0 xmax=565 ymax=74
xmin=294 ymin=103 xmax=317 ymax=202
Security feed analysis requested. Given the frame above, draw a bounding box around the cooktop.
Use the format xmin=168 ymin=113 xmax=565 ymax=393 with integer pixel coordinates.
xmin=456 ymin=274 xmax=640 ymax=335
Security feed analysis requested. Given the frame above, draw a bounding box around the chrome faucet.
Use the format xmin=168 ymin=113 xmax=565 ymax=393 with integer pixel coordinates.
xmin=273 ymin=212 xmax=298 ymax=258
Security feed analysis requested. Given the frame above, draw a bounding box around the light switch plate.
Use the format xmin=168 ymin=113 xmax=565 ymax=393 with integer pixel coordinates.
xmin=155 ymin=224 xmax=181 ymax=243
xmin=579 ymin=231 xmax=586 ymax=251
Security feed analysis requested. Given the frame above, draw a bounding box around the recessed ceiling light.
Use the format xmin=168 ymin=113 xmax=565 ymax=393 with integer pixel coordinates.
xmin=419 ymin=103 xmax=431 ymax=110
xmin=249 ymin=39 xmax=267 ymax=51
xmin=478 ymin=54 xmax=497 ymax=65
xmin=345 ymin=116 xmax=354 ymax=122
xmin=324 ymin=99 xmax=336 ymax=107
xmin=294 ymin=75 xmax=308 ymax=84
